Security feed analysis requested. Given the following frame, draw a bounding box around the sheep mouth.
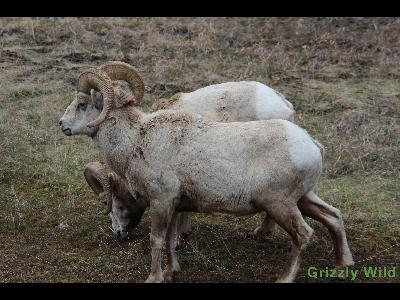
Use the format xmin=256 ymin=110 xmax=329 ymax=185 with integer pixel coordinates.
xmin=118 ymin=233 xmax=129 ymax=241
xmin=114 ymin=229 xmax=132 ymax=241
xmin=62 ymin=128 xmax=72 ymax=136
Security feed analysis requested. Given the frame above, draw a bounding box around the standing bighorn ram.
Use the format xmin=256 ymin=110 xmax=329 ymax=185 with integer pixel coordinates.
xmin=83 ymin=62 xmax=295 ymax=240
xmin=59 ymin=62 xmax=354 ymax=282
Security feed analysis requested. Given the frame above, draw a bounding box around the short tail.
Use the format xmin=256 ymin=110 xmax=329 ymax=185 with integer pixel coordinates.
xmin=275 ymin=90 xmax=294 ymax=110
xmin=275 ymin=90 xmax=296 ymax=122
xmin=311 ymin=138 xmax=325 ymax=159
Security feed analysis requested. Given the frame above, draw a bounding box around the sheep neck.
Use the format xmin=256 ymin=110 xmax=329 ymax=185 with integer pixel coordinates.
xmin=92 ymin=107 xmax=143 ymax=183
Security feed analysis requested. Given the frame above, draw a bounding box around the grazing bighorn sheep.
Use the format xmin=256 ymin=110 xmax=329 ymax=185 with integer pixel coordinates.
xmin=84 ymin=162 xmax=146 ymax=237
xmin=82 ymin=62 xmax=295 ymax=240
xmin=59 ymin=63 xmax=354 ymax=283
xmin=84 ymin=160 xmax=191 ymax=241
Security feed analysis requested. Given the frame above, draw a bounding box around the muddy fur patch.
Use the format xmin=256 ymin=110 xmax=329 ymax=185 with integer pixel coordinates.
xmin=139 ymin=111 xmax=193 ymax=136
xmin=150 ymin=92 xmax=183 ymax=112
xmin=216 ymin=105 xmax=231 ymax=122
xmin=131 ymin=145 xmax=145 ymax=160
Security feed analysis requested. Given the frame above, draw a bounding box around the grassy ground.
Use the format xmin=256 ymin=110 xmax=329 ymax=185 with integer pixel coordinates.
xmin=0 ymin=17 xmax=399 ymax=283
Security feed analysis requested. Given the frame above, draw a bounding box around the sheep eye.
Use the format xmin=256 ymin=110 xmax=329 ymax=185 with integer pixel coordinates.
xmin=78 ymin=102 xmax=87 ymax=111
xmin=118 ymin=206 xmax=124 ymax=211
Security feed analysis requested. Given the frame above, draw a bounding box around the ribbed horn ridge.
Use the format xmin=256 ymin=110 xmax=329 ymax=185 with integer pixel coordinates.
xmin=77 ymin=69 xmax=114 ymax=128
xmin=99 ymin=61 xmax=145 ymax=106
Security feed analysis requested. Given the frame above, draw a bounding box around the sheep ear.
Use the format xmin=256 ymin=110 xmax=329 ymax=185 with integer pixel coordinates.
xmin=90 ymin=89 xmax=103 ymax=110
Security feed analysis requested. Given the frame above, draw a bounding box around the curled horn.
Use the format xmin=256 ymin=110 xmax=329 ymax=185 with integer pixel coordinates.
xmin=83 ymin=162 xmax=113 ymax=215
xmin=77 ymin=69 xmax=114 ymax=128
xmin=99 ymin=61 xmax=144 ymax=106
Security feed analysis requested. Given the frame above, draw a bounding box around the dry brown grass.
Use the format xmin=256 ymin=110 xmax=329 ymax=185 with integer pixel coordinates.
xmin=0 ymin=17 xmax=399 ymax=282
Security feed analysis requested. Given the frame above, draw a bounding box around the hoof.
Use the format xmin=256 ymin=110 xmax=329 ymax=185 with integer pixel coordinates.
xmin=275 ymin=277 xmax=294 ymax=283
xmin=163 ymin=263 xmax=181 ymax=282
xmin=144 ymin=273 xmax=164 ymax=283
xmin=335 ymin=256 xmax=355 ymax=269
xmin=253 ymin=226 xmax=273 ymax=238
xmin=163 ymin=269 xmax=174 ymax=283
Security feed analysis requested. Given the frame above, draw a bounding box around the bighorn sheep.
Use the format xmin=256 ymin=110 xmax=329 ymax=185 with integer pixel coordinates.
xmin=84 ymin=160 xmax=192 ymax=240
xmin=84 ymin=162 xmax=145 ymax=237
xmin=82 ymin=62 xmax=295 ymax=240
xmin=150 ymin=81 xmax=295 ymax=122
xmin=59 ymin=63 xmax=354 ymax=283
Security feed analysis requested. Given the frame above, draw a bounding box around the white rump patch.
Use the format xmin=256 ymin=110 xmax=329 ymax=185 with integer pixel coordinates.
xmin=282 ymin=121 xmax=321 ymax=170
xmin=254 ymin=83 xmax=294 ymax=120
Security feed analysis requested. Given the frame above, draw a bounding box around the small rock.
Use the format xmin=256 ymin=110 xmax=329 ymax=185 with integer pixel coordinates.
xmin=351 ymin=112 xmax=363 ymax=125
xmin=56 ymin=222 xmax=70 ymax=230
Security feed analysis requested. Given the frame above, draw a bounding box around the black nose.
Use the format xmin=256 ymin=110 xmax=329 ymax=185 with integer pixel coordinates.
xmin=59 ymin=120 xmax=62 ymax=126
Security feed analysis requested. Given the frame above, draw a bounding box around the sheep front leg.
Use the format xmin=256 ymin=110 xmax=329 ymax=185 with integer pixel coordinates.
xmin=163 ymin=212 xmax=180 ymax=282
xmin=145 ymin=200 xmax=175 ymax=283
xmin=178 ymin=213 xmax=192 ymax=235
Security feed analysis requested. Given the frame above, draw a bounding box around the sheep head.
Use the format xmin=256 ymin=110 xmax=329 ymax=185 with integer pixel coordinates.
xmin=59 ymin=69 xmax=115 ymax=136
xmin=77 ymin=69 xmax=115 ymax=128
xmin=84 ymin=162 xmax=146 ymax=240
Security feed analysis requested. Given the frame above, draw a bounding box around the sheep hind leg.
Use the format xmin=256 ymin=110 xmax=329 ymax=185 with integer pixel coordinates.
xmin=254 ymin=213 xmax=277 ymax=238
xmin=163 ymin=212 xmax=181 ymax=282
xmin=267 ymin=205 xmax=313 ymax=283
xmin=297 ymin=191 xmax=354 ymax=268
